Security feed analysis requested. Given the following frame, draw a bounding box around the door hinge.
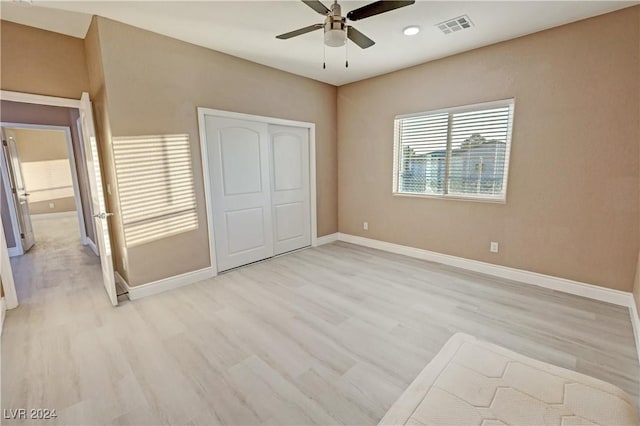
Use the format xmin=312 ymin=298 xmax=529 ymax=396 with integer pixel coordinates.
xmin=20 ymin=233 xmax=25 ymax=239
xmin=2 ymin=140 xmax=7 ymax=147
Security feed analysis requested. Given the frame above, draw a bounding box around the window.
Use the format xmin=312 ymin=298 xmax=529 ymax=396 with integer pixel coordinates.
xmin=393 ymin=99 xmax=514 ymax=201
xmin=112 ymin=134 xmax=198 ymax=247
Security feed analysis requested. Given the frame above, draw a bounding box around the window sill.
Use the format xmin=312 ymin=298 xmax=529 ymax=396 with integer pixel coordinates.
xmin=392 ymin=191 xmax=507 ymax=204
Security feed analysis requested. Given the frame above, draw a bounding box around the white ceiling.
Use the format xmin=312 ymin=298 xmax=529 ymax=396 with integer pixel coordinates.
xmin=1 ymin=1 xmax=637 ymax=86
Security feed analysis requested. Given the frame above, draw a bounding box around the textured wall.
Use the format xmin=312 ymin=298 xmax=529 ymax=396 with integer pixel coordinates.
xmin=89 ymin=17 xmax=338 ymax=286
xmin=0 ymin=20 xmax=89 ymax=98
xmin=337 ymin=6 xmax=640 ymax=291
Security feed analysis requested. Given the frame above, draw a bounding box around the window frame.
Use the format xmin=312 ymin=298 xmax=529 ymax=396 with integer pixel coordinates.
xmin=392 ymin=98 xmax=515 ymax=203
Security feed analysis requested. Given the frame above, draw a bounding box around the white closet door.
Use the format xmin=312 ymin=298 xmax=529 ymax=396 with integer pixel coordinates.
xmin=269 ymin=125 xmax=311 ymax=255
xmin=205 ymin=116 xmax=273 ymax=272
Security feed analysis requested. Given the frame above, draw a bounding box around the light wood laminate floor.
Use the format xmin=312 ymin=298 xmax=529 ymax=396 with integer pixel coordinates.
xmin=2 ymin=217 xmax=639 ymax=425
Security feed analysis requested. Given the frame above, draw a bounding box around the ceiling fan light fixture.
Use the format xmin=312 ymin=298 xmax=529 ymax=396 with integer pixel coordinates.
xmin=324 ymin=28 xmax=347 ymax=47
xmin=403 ymin=25 xmax=420 ymax=36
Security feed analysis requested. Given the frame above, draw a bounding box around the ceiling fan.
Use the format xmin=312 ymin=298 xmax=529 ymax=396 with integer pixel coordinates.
xmin=276 ymin=0 xmax=416 ymax=50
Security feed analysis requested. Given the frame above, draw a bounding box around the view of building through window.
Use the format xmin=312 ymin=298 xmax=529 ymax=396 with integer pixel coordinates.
xmin=395 ymin=101 xmax=514 ymax=201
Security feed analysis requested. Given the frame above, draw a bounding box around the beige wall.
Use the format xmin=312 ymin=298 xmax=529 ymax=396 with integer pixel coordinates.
xmin=0 ymin=20 xmax=92 ymax=229
xmin=88 ymin=17 xmax=338 ymax=286
xmin=29 ymin=198 xmax=77 ymax=215
xmin=84 ymin=17 xmax=129 ymax=282
xmin=0 ymin=20 xmax=94 ymax=238
xmin=3 ymin=9 xmax=638 ymax=296
xmin=13 ymin=128 xmax=68 ymax=161
xmin=633 ymin=254 xmax=640 ymax=316
xmin=0 ymin=20 xmax=89 ymax=99
xmin=635 ymin=5 xmax=640 ymax=327
xmin=337 ymin=6 xmax=640 ymax=292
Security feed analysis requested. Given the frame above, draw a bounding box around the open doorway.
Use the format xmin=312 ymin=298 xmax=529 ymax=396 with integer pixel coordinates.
xmin=0 ymin=91 xmax=119 ymax=307
xmin=0 ymin=125 xmax=92 ymax=256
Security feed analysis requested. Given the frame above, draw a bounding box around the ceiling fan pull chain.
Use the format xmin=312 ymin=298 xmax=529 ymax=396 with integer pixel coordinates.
xmin=323 ymin=42 xmax=326 ymax=69
xmin=345 ymin=29 xmax=349 ymax=68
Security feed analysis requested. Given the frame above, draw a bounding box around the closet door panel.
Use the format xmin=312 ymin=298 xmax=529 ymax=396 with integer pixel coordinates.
xmin=219 ymin=128 xmax=263 ymax=196
xmin=273 ymin=136 xmax=303 ymax=191
xmin=269 ymin=125 xmax=311 ymax=255
xmin=275 ymin=202 xmax=305 ymax=241
xmin=225 ymin=207 xmax=266 ymax=254
xmin=206 ymin=116 xmax=273 ymax=271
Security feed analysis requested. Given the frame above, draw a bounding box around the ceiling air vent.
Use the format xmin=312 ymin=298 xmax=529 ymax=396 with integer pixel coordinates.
xmin=436 ymin=15 xmax=473 ymax=34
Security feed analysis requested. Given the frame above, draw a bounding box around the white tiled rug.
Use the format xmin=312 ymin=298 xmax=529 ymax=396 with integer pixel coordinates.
xmin=380 ymin=333 xmax=639 ymax=426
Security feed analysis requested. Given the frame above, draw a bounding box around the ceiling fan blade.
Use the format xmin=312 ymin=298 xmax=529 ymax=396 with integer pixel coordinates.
xmin=276 ymin=23 xmax=324 ymax=40
xmin=301 ymin=0 xmax=330 ymax=15
xmin=347 ymin=0 xmax=415 ymax=21
xmin=347 ymin=26 xmax=375 ymax=49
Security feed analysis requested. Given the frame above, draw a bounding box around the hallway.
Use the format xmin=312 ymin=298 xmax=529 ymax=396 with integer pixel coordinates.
xmin=7 ymin=216 xmax=103 ymax=304
xmin=2 ymin=216 xmax=115 ymax=424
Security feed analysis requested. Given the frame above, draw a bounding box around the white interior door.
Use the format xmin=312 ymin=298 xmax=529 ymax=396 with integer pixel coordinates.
xmin=205 ymin=116 xmax=273 ymax=272
xmin=269 ymin=125 xmax=311 ymax=255
xmin=1 ymin=128 xmax=35 ymax=253
xmin=79 ymin=93 xmax=118 ymax=306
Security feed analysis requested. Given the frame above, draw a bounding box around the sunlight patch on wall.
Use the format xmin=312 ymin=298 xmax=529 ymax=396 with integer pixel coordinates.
xmin=112 ymin=134 xmax=198 ymax=247
xmin=20 ymin=159 xmax=74 ymax=203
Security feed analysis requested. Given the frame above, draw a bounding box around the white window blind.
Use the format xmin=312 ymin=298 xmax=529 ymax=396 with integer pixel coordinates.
xmin=112 ymin=134 xmax=198 ymax=247
xmin=394 ymin=99 xmax=514 ymax=201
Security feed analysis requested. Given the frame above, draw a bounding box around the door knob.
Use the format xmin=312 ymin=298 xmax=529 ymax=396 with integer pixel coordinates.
xmin=93 ymin=212 xmax=114 ymax=219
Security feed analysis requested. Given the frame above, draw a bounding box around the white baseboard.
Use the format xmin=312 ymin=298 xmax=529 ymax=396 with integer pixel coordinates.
xmin=337 ymin=233 xmax=631 ymax=307
xmin=629 ymin=298 xmax=640 ymax=367
xmin=314 ymin=232 xmax=339 ymax=246
xmin=115 ymin=267 xmax=215 ymax=300
xmin=31 ymin=211 xmax=77 ymax=220
xmin=0 ymin=297 xmax=6 ymax=336
xmin=109 ymin=232 xmax=640 ymax=365
xmin=86 ymin=238 xmax=99 ymax=257
xmin=7 ymin=246 xmax=21 ymax=257
xmin=113 ymin=231 xmax=340 ymax=301
xmin=336 ymin=233 xmax=640 ymax=364
xmin=114 ymin=271 xmax=128 ymax=292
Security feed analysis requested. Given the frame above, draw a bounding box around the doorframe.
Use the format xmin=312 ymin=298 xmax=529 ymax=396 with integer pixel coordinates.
xmin=197 ymin=107 xmax=318 ymax=275
xmin=0 ymin=130 xmax=24 ymax=257
xmin=0 ymin=122 xmax=89 ymax=246
xmin=75 ymin=116 xmax=99 ymax=256
xmin=0 ymin=214 xmax=19 ymax=310
xmin=0 ymin=90 xmax=98 ymax=309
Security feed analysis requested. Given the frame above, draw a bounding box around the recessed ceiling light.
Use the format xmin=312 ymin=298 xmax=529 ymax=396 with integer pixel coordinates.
xmin=403 ymin=26 xmax=420 ymax=36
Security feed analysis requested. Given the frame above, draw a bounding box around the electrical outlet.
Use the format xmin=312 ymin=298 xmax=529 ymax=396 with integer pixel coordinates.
xmin=49 ymin=202 xmax=55 ymax=209
xmin=122 ymin=256 xmax=127 ymax=271
xmin=490 ymin=242 xmax=499 ymax=253
xmin=363 ymin=221 xmax=369 ymax=231
xmin=107 ymin=183 xmax=112 ymax=195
